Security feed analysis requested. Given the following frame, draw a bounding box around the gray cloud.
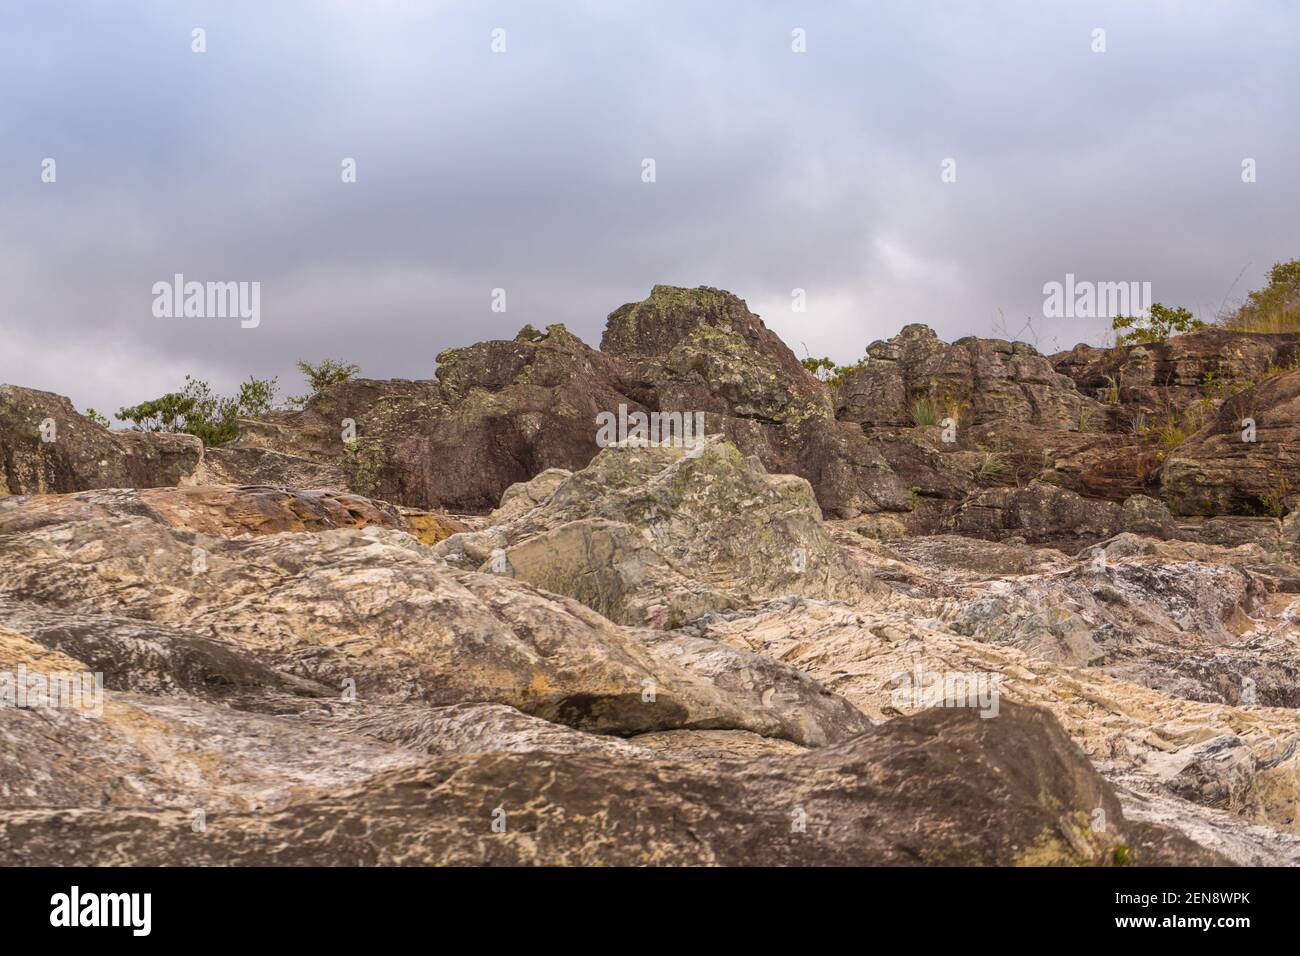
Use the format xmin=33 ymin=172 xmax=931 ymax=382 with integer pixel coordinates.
xmin=2 ymin=0 xmax=1297 ymax=416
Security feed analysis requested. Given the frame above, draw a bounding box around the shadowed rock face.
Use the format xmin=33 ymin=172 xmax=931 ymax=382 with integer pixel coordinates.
xmin=0 ymin=702 xmax=1220 ymax=866
xmin=1162 ymin=368 xmax=1300 ymax=517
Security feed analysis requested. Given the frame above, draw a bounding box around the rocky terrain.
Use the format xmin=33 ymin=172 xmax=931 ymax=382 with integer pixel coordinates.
xmin=1 ymin=285 xmax=1298 ymax=866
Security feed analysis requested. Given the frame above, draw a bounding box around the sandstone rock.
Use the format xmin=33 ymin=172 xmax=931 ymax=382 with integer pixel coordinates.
xmin=1053 ymin=329 xmax=1300 ymax=417
xmin=0 ymin=484 xmax=406 ymax=537
xmin=839 ymin=325 xmax=1095 ymax=435
xmin=0 ymin=507 xmax=869 ymax=745
xmin=947 ymin=480 xmax=1122 ymax=550
xmin=0 ymin=385 xmax=201 ymax=495
xmin=1162 ymin=368 xmax=1300 ymax=518
xmin=192 ymin=445 xmax=347 ymax=491
xmin=0 ymin=701 xmax=1221 ymax=866
xmin=1120 ymin=495 xmax=1179 ymax=538
xmin=447 ymin=435 xmax=879 ymax=626
xmin=487 ymin=468 xmax=572 ymax=525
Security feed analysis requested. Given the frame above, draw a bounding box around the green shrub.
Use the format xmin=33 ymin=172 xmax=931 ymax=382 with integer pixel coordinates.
xmin=289 ymin=359 xmax=361 ymax=407
xmin=83 ymin=408 xmax=111 ymax=429
xmin=117 ymin=374 xmax=278 ymax=446
xmin=1112 ymin=303 xmax=1205 ymax=345
xmin=1222 ymin=259 xmax=1300 ymax=333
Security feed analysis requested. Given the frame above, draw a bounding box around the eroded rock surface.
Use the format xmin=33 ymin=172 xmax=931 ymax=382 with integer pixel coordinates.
xmin=3 ymin=286 xmax=1298 ymax=867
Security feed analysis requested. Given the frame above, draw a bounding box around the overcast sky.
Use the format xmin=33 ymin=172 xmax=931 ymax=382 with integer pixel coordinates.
xmin=2 ymin=1 xmax=1297 ymax=417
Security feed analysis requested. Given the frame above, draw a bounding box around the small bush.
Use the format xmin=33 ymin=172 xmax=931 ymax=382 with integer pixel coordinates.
xmin=83 ymin=408 xmax=111 ymax=428
xmin=117 ymin=375 xmax=278 ymax=446
xmin=1221 ymin=259 xmax=1300 ymax=333
xmin=801 ymin=356 xmax=867 ymax=389
xmin=911 ymin=396 xmax=941 ymax=427
xmin=290 ymin=359 xmax=361 ymax=407
xmin=1112 ymin=303 xmax=1205 ymax=345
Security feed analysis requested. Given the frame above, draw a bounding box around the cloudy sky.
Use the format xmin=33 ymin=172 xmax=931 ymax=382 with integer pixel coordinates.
xmin=2 ymin=0 xmax=1297 ymax=417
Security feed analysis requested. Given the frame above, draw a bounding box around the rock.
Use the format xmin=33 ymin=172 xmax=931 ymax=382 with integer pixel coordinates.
xmin=840 ymin=326 xmax=1092 ymax=435
xmin=602 ymin=286 xmax=909 ymax=517
xmin=0 ymin=385 xmax=201 ymax=495
xmin=1162 ymin=736 xmax=1260 ymax=811
xmin=1053 ymin=329 xmax=1300 ymax=418
xmin=947 ymin=481 xmax=1122 ymax=550
xmin=1162 ymin=368 xmax=1300 ymax=518
xmin=0 ymin=506 xmax=869 ymax=745
xmin=192 ymin=445 xmax=348 ymax=491
xmin=0 ymin=701 xmax=1222 ymax=866
xmin=0 ymin=485 xmax=408 ymax=538
xmin=853 ymin=515 xmax=910 ymax=541
xmin=449 ymin=435 xmax=879 ymax=626
xmin=487 ymin=468 xmax=571 ymax=524
xmin=1121 ymin=495 xmax=1179 ymax=538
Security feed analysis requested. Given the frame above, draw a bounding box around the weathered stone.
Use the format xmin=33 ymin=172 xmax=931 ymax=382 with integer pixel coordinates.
xmin=946 ymin=481 xmax=1123 ymax=550
xmin=449 ymin=436 xmax=879 ymax=626
xmin=0 ymin=702 xmax=1220 ymax=866
xmin=1162 ymin=369 xmax=1300 ymax=518
xmin=0 ymin=385 xmax=201 ymax=495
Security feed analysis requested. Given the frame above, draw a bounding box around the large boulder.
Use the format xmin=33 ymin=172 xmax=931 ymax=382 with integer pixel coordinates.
xmin=215 ymin=326 xmax=635 ymax=513
xmin=438 ymin=436 xmax=879 ymax=627
xmin=0 ymin=385 xmax=201 ymax=495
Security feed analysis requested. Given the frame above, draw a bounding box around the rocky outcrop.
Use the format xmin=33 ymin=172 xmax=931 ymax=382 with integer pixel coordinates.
xmin=1162 ymin=368 xmax=1300 ymax=519
xmin=7 ymin=286 xmax=1300 ymax=868
xmin=0 ymin=385 xmax=201 ymax=495
xmin=946 ymin=481 xmax=1124 ymax=550
xmin=0 ymin=484 xmax=466 ymax=545
xmin=435 ymin=436 xmax=879 ymax=627
xmin=0 ymin=701 xmax=1219 ymax=866
xmin=840 ymin=324 xmax=1094 ymax=435
xmin=1053 ymin=329 xmax=1300 ymax=417
xmin=0 ymin=500 xmax=871 ymax=745
xmin=210 ymin=330 xmax=631 ymax=513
